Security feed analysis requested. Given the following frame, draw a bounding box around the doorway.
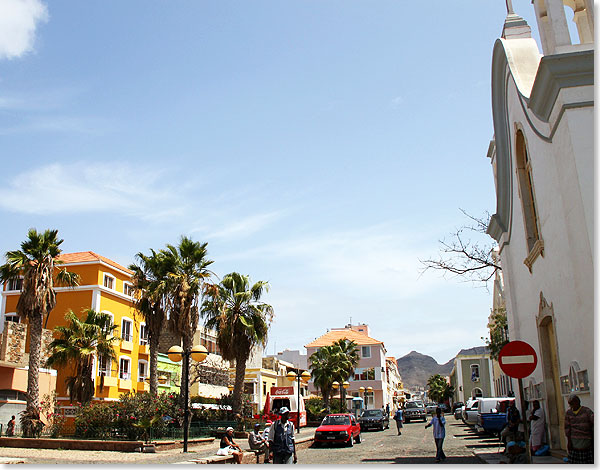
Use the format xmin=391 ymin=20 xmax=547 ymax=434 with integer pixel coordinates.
xmin=538 ymin=310 xmax=566 ymax=450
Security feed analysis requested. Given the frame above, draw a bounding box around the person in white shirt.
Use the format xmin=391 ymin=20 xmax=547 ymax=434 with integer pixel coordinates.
xmin=425 ymin=407 xmax=446 ymax=462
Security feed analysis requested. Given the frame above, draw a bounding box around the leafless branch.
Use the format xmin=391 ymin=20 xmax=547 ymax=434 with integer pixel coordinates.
xmin=419 ymin=210 xmax=500 ymax=285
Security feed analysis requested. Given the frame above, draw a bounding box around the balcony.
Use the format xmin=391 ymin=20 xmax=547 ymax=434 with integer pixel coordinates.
xmin=119 ymin=372 xmax=132 ymax=390
xmin=138 ymin=343 xmax=148 ymax=355
xmin=120 ymin=338 xmax=133 ymax=352
xmin=99 ymin=374 xmax=118 ymax=387
xmin=137 ymin=380 xmax=149 ymax=392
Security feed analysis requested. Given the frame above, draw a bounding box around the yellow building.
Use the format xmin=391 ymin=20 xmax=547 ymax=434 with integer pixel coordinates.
xmin=1 ymin=251 xmax=149 ymax=414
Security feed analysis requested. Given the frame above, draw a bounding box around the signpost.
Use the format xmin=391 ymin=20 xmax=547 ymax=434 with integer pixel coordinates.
xmin=498 ymin=341 xmax=538 ymax=463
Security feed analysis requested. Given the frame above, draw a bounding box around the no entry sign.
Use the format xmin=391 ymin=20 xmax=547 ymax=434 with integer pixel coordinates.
xmin=498 ymin=341 xmax=538 ymax=379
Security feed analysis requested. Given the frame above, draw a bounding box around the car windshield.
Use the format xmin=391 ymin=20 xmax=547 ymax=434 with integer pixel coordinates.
xmin=361 ymin=410 xmax=382 ymax=417
xmin=405 ymin=402 xmax=423 ymax=409
xmin=322 ymin=415 xmax=350 ymax=426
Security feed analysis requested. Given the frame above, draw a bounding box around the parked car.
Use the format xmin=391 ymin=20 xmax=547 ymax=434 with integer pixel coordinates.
xmin=461 ymin=399 xmax=480 ymax=425
xmin=314 ymin=413 xmax=361 ymax=447
xmin=403 ymin=401 xmax=427 ymax=422
xmin=359 ymin=409 xmax=389 ymax=431
xmin=437 ymin=403 xmax=450 ymax=413
xmin=454 ymin=405 xmax=465 ymax=420
xmin=475 ymin=397 xmax=515 ymax=435
xmin=425 ymin=403 xmax=438 ymax=414
xmin=451 ymin=402 xmax=464 ymax=413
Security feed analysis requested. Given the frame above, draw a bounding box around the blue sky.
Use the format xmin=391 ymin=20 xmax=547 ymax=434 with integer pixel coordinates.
xmin=0 ymin=1 xmax=546 ymax=364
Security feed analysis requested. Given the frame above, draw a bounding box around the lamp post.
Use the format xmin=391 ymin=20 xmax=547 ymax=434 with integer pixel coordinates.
xmin=168 ymin=344 xmax=208 ymax=452
xmin=286 ymin=370 xmax=311 ymax=433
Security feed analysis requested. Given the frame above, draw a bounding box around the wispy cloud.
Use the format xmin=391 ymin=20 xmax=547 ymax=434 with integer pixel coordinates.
xmin=0 ymin=115 xmax=113 ymax=135
xmin=202 ymin=211 xmax=285 ymax=241
xmin=0 ymin=0 xmax=48 ymax=60
xmin=0 ymin=162 xmax=182 ymax=218
xmin=389 ymin=95 xmax=404 ymax=109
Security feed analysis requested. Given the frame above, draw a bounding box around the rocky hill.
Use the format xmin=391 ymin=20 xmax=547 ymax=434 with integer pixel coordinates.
xmin=396 ymin=351 xmax=454 ymax=390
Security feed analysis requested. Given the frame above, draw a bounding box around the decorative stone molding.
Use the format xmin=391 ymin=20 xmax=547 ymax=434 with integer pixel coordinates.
xmin=536 ymin=290 xmax=554 ymax=326
xmin=523 ymin=239 xmax=544 ymax=272
xmin=528 ymin=50 xmax=594 ymax=122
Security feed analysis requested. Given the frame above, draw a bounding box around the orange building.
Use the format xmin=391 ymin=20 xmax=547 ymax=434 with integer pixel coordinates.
xmin=0 ymin=252 xmax=151 ymax=417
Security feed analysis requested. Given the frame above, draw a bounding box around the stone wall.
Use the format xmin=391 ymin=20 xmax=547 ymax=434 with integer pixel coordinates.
xmin=0 ymin=322 xmax=55 ymax=367
xmin=0 ymin=322 xmax=27 ymax=366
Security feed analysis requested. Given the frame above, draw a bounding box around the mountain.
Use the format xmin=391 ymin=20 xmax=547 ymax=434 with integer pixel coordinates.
xmin=396 ymin=351 xmax=454 ymax=390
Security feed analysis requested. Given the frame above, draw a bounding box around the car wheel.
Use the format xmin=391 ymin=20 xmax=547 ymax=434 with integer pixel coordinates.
xmin=423 ymin=417 xmax=427 ymax=422
xmin=347 ymin=435 xmax=354 ymax=447
xmin=355 ymin=433 xmax=362 ymax=444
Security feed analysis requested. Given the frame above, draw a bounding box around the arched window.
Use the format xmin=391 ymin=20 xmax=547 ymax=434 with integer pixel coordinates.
xmin=515 ymin=130 xmax=543 ymax=267
xmin=472 ymin=388 xmax=483 ymax=398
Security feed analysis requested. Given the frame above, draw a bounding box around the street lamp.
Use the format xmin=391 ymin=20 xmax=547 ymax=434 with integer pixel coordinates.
xmin=168 ymin=344 xmax=208 ymax=452
xmin=286 ymin=370 xmax=311 ymax=433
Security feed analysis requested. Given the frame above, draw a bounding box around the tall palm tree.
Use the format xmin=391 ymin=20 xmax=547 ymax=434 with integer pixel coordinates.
xmin=202 ymin=272 xmax=273 ymax=417
xmin=129 ymin=249 xmax=170 ymax=395
xmin=162 ymin=237 xmax=213 ymax=412
xmin=309 ymin=345 xmax=337 ymax=413
xmin=331 ymin=339 xmax=359 ymax=411
xmin=46 ymin=309 xmax=119 ymax=404
xmin=0 ymin=229 xmax=79 ymax=436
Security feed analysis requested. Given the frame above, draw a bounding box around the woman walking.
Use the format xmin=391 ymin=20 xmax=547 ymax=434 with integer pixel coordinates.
xmin=425 ymin=407 xmax=446 ymax=462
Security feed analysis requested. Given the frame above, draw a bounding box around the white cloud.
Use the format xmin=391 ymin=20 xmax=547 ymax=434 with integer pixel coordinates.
xmin=0 ymin=0 xmax=48 ymax=60
xmin=0 ymin=162 xmax=181 ymax=218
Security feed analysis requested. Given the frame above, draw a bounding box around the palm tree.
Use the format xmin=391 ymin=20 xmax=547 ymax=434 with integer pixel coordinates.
xmin=129 ymin=249 xmax=170 ymax=395
xmin=46 ymin=309 xmax=119 ymax=404
xmin=309 ymin=345 xmax=337 ymax=413
xmin=202 ymin=272 xmax=273 ymax=417
xmin=331 ymin=339 xmax=359 ymax=411
xmin=0 ymin=229 xmax=79 ymax=436
xmin=162 ymin=237 xmax=213 ymax=412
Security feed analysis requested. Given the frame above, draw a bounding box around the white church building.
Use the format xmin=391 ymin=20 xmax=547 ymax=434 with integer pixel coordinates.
xmin=486 ymin=0 xmax=593 ymax=453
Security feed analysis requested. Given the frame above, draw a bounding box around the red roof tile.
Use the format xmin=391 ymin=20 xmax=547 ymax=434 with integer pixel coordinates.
xmin=57 ymin=251 xmax=133 ymax=275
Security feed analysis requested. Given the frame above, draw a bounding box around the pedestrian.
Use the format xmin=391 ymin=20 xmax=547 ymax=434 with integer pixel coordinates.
xmin=6 ymin=415 xmax=15 ymax=437
xmin=425 ymin=407 xmax=446 ymax=462
xmin=262 ymin=420 xmax=273 ymax=440
xmin=216 ymin=427 xmax=243 ymax=464
xmin=385 ymin=403 xmax=390 ymax=416
xmin=393 ymin=406 xmax=404 ymax=435
xmin=527 ymin=400 xmax=546 ymax=454
xmin=249 ymin=423 xmax=270 ymax=463
xmin=268 ymin=407 xmax=297 ymax=464
xmin=564 ymin=394 xmax=594 ymax=464
xmin=501 ymin=400 xmax=521 ymax=445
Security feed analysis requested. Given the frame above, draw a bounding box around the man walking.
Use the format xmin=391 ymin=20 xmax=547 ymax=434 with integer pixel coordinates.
xmin=268 ymin=407 xmax=297 ymax=464
xmin=425 ymin=407 xmax=446 ymax=462
xmin=564 ymin=394 xmax=594 ymax=464
xmin=393 ymin=406 xmax=404 ymax=435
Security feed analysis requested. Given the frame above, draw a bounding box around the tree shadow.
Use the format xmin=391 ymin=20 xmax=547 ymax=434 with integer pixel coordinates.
xmin=361 ymin=455 xmax=482 ymax=464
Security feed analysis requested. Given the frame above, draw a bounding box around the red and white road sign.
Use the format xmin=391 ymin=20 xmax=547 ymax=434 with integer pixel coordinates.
xmin=498 ymin=341 xmax=538 ymax=379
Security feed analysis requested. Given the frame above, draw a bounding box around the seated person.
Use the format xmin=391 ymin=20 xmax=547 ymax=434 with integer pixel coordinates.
xmin=216 ymin=427 xmax=243 ymax=464
xmin=248 ymin=423 xmax=269 ymax=463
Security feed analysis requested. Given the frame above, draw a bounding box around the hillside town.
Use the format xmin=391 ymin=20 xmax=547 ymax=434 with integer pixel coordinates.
xmin=0 ymin=0 xmax=594 ymax=466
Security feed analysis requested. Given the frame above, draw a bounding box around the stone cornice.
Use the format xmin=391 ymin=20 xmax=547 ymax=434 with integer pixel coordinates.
xmin=528 ymin=50 xmax=595 ymax=122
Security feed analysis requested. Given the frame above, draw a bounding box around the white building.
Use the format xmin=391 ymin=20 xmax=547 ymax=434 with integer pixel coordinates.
xmin=486 ymin=1 xmax=593 ymax=452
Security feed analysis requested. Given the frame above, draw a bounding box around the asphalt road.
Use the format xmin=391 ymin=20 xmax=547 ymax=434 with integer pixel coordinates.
xmin=296 ymin=416 xmax=486 ymax=465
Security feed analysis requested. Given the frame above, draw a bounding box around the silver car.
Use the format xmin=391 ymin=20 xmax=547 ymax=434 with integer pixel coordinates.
xmin=403 ymin=401 xmax=427 ymax=423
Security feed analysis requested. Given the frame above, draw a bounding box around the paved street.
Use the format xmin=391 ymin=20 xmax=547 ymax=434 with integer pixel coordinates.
xmin=0 ymin=417 xmax=505 ymax=465
xmin=296 ymin=417 xmax=488 ymax=465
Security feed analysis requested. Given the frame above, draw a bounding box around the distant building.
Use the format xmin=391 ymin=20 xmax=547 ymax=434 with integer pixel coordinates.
xmin=305 ymin=324 xmax=392 ymax=410
xmin=486 ymin=1 xmax=593 ymax=453
xmin=449 ymin=347 xmax=493 ymax=403
xmin=385 ymin=357 xmax=404 ymax=410
xmin=266 ymin=349 xmax=308 ymax=371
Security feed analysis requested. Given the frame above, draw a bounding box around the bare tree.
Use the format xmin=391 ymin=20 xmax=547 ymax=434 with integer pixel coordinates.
xmin=420 ymin=209 xmax=501 ymax=284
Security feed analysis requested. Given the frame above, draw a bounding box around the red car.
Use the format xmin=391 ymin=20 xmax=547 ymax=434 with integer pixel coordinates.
xmin=314 ymin=413 xmax=361 ymax=447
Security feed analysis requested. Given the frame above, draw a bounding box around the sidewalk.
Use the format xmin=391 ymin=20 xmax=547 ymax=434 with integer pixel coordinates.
xmin=473 ymin=449 xmax=566 ymax=464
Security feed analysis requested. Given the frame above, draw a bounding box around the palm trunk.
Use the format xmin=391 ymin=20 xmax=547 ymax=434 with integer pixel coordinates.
xmin=149 ymin=333 xmax=160 ymax=395
xmin=24 ymin=312 xmax=43 ymax=436
xmin=233 ymin=356 xmax=246 ymax=419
